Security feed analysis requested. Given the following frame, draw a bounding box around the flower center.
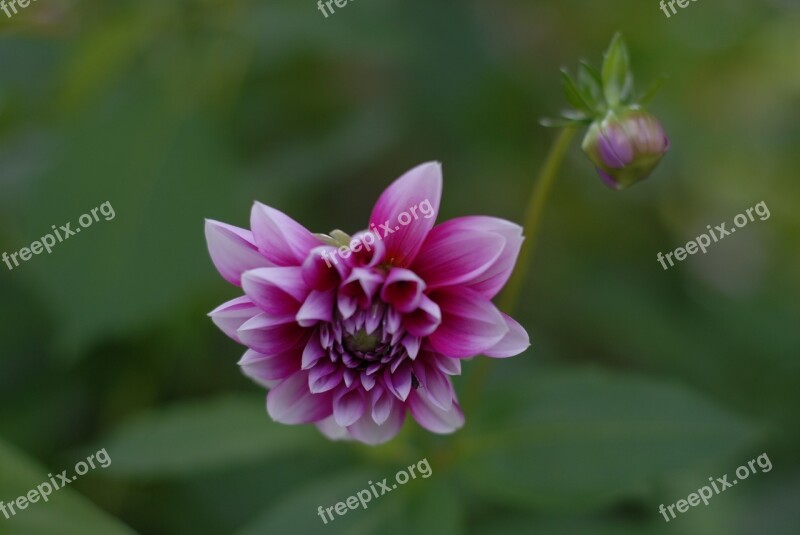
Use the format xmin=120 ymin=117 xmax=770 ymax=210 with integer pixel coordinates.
xmin=344 ymin=328 xmax=381 ymax=353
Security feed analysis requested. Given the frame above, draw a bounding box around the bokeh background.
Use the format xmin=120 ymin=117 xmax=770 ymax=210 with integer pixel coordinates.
xmin=1 ymin=0 xmax=799 ymax=533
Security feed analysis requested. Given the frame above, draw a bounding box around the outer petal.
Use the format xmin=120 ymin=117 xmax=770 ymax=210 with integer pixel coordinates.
xmin=483 ymin=313 xmax=530 ymax=358
xmin=208 ymin=296 xmax=260 ymax=343
xmin=239 ymin=349 xmax=299 ymax=387
xmin=455 ymin=217 xmax=524 ymax=298
xmin=237 ymin=313 xmax=308 ymax=356
xmin=242 ymin=267 xmax=309 ymax=321
xmin=205 ymin=220 xmax=272 ymax=286
xmin=267 ymin=372 xmax=333 ymax=424
xmin=368 ymin=162 xmax=442 ymax=267
xmin=251 ymin=202 xmax=321 ymax=266
xmin=427 ymin=287 xmax=508 ymax=358
xmin=315 ymin=416 xmax=352 ymax=442
xmin=408 ymin=388 xmax=464 ymax=434
xmin=411 ymin=227 xmax=505 ymax=290
xmin=347 ymin=398 xmax=406 ymax=445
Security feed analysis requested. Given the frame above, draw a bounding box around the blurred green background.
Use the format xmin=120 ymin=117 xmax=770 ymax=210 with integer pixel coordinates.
xmin=1 ymin=0 xmax=799 ymax=533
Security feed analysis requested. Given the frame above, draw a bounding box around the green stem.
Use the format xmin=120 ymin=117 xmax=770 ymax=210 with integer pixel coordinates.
xmin=462 ymin=127 xmax=576 ymax=410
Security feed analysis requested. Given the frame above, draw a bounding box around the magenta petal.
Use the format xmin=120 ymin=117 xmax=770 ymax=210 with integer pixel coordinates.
xmin=370 ymin=385 xmax=394 ymax=425
xmin=408 ymin=388 xmax=464 ymax=434
xmin=403 ymin=294 xmax=442 ymax=337
xmin=385 ymin=361 xmax=412 ymax=401
xmin=427 ymin=287 xmax=508 ymax=358
xmin=308 ymin=362 xmax=344 ymax=394
xmin=267 ymin=372 xmax=332 ymax=424
xmin=432 ymin=353 xmax=462 ymax=376
xmin=483 ymin=313 xmax=530 ymax=358
xmin=296 ymin=289 xmax=335 ymax=327
xmin=242 ymin=267 xmax=309 ymax=321
xmin=251 ymin=202 xmax=321 ymax=266
xmin=446 ymin=217 xmax=525 ymax=298
xmin=368 ymin=162 xmax=442 ymax=267
xmin=344 ymin=230 xmax=386 ymax=268
xmin=237 ymin=313 xmax=308 ymax=356
xmin=208 ymin=296 xmax=260 ymax=343
xmin=380 ymin=268 xmax=425 ymax=313
xmin=205 ymin=220 xmax=272 ymax=286
xmin=301 ymin=335 xmax=326 ymax=370
xmin=302 ymin=246 xmax=347 ymax=291
xmin=413 ymin=360 xmax=453 ymax=411
xmin=412 ymin=226 xmax=506 ymax=290
xmin=338 ymin=268 xmax=384 ymax=318
xmin=347 ymin=399 xmax=405 ymax=445
xmin=315 ymin=416 xmax=352 ymax=442
xmin=239 ymin=349 xmax=299 ymax=387
xmin=333 ymin=387 xmax=366 ymax=427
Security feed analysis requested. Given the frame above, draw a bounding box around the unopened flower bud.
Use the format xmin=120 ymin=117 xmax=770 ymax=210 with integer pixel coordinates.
xmin=582 ymin=110 xmax=670 ymax=190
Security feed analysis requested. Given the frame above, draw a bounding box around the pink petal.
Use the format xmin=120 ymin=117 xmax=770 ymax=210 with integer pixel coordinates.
xmin=237 ymin=313 xmax=309 ymax=356
xmin=483 ymin=313 xmax=530 ymax=358
xmin=302 ymin=246 xmax=348 ymax=291
xmin=315 ymin=416 xmax=352 ymax=442
xmin=368 ymin=162 xmax=442 ymax=267
xmin=239 ymin=349 xmax=299 ymax=387
xmin=296 ymin=289 xmax=335 ymax=327
xmin=337 ymin=268 xmax=384 ymax=319
xmin=432 ymin=352 xmax=462 ymax=376
xmin=380 ymin=268 xmax=425 ymax=313
xmin=412 ymin=224 xmax=506 ymax=290
xmin=308 ymin=361 xmax=344 ymax=394
xmin=301 ymin=335 xmax=326 ymax=370
xmin=250 ymin=202 xmax=321 ymax=266
xmin=208 ymin=296 xmax=260 ymax=343
xmin=427 ymin=287 xmax=508 ymax=358
xmin=241 ymin=267 xmax=309 ymax=321
xmin=408 ymin=388 xmax=464 ymax=434
xmin=458 ymin=217 xmax=524 ymax=298
xmin=403 ymin=295 xmax=442 ymax=337
xmin=267 ymin=372 xmax=333 ymax=424
xmin=347 ymin=399 xmax=406 ymax=445
xmin=384 ymin=361 xmax=412 ymax=401
xmin=370 ymin=385 xmax=395 ymax=425
xmin=343 ymin=230 xmax=386 ymax=268
xmin=205 ymin=220 xmax=272 ymax=286
xmin=333 ymin=387 xmax=366 ymax=427
xmin=413 ymin=360 xmax=453 ymax=411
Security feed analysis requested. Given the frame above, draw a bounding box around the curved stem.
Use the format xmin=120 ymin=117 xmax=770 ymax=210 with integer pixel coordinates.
xmin=462 ymin=127 xmax=576 ymax=411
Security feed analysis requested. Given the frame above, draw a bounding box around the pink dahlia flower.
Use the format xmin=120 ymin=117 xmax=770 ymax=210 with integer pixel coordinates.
xmin=205 ymin=162 xmax=529 ymax=445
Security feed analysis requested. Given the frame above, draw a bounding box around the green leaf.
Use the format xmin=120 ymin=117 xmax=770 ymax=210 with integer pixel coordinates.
xmin=460 ymin=369 xmax=757 ymax=511
xmin=578 ymin=61 xmax=604 ymax=111
xmin=0 ymin=437 xmax=135 ymax=535
xmin=601 ymin=33 xmax=633 ymax=107
xmin=95 ymin=395 xmax=319 ymax=479
xmin=560 ymin=70 xmax=595 ymax=115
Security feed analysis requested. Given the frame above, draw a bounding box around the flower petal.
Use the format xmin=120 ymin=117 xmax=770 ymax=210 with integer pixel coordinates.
xmin=237 ymin=313 xmax=308 ymax=356
xmin=369 ymin=162 xmax=442 ymax=267
xmin=208 ymin=296 xmax=260 ymax=343
xmin=333 ymin=387 xmax=366 ymax=427
xmin=296 ymin=289 xmax=335 ymax=327
xmin=380 ymin=268 xmax=425 ymax=313
xmin=251 ymin=202 xmax=321 ymax=266
xmin=315 ymin=416 xmax=352 ymax=442
xmin=241 ymin=267 xmax=309 ymax=321
xmin=302 ymin=246 xmax=348 ymax=291
xmin=384 ymin=360 xmax=412 ymax=402
xmin=453 ymin=217 xmax=525 ymax=298
xmin=413 ymin=360 xmax=453 ymax=411
xmin=483 ymin=313 xmax=530 ymax=358
xmin=347 ymin=398 xmax=406 ymax=445
xmin=408 ymin=388 xmax=464 ymax=434
xmin=338 ymin=268 xmax=384 ymax=319
xmin=402 ymin=294 xmax=442 ymax=337
xmin=412 ymin=225 xmax=506 ymax=290
xmin=239 ymin=349 xmax=299 ymax=387
xmin=343 ymin=230 xmax=386 ymax=268
xmin=427 ymin=287 xmax=508 ymax=358
xmin=267 ymin=372 xmax=333 ymax=424
xmin=205 ymin=220 xmax=272 ymax=286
